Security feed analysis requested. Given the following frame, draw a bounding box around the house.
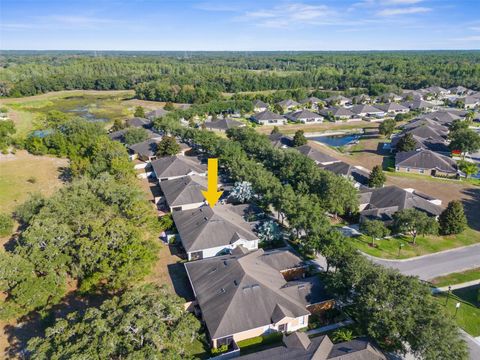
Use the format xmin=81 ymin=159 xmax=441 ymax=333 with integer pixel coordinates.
xmin=251 ymin=111 xmax=286 ymax=126
xmin=352 ymin=94 xmax=371 ymax=104
xmin=128 ymin=139 xmax=160 ymax=162
xmin=173 ymin=204 xmax=259 ymax=260
xmin=159 ymin=175 xmax=207 ymax=211
xmin=238 ymin=332 xmax=386 ymax=360
xmin=350 ymin=104 xmax=385 ymax=119
xmin=401 ymin=123 xmax=448 ymax=139
xmin=401 ymin=99 xmax=435 ymax=111
xmin=269 ymin=133 xmax=293 ymax=148
xmin=253 ymin=100 xmax=269 ymax=112
xmin=151 ymin=155 xmax=206 ymax=182
xmin=391 ymin=133 xmax=449 ymax=154
xmin=184 ymin=248 xmax=334 ymax=348
xmin=458 ymin=96 xmax=480 ymax=109
xmin=324 ymin=95 xmax=351 ymax=107
xmin=375 ymin=102 xmax=409 ymax=115
xmin=448 ymin=86 xmax=470 ymax=96
xmin=378 ymin=92 xmax=402 ymax=103
xmin=420 ymin=110 xmax=462 ymax=126
xmin=126 ymin=117 xmax=152 ymax=128
xmin=277 ymin=99 xmax=300 ymax=111
xmin=146 ymin=108 xmax=169 ymax=120
xmin=295 ymin=145 xmax=339 ymax=165
xmin=422 ymin=86 xmax=449 ymax=98
xmin=299 ymin=97 xmax=324 ymax=110
xmin=319 ymin=107 xmax=356 ymax=122
xmin=391 ymin=122 xmax=449 ymax=153
xmin=285 ymin=109 xmax=323 ymax=124
xmin=320 ymin=161 xmax=370 ymax=188
xmin=108 ymin=128 xmax=162 ymax=143
xmin=359 ymin=185 xmax=443 ymax=222
xmin=402 ymin=90 xmax=424 ymax=101
xmin=204 ymin=118 xmax=246 ymax=132
xmin=395 ymin=149 xmax=458 ymax=176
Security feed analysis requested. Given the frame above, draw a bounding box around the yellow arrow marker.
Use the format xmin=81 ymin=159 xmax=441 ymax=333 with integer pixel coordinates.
xmin=202 ymin=158 xmax=224 ymax=208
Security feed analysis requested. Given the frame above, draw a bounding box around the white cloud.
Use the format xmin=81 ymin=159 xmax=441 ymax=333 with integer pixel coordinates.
xmin=243 ymin=3 xmax=338 ymax=28
xmin=452 ymin=35 xmax=480 ymax=42
xmin=382 ymin=0 xmax=424 ymax=4
xmin=377 ymin=6 xmax=431 ymax=16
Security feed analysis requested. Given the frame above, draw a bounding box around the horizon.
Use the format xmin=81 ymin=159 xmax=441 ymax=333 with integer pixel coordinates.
xmin=1 ymin=0 xmax=480 ymax=51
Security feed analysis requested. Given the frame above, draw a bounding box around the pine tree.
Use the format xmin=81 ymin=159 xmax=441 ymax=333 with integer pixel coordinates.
xmin=293 ymin=130 xmax=307 ymax=147
xmin=368 ymin=165 xmax=386 ymax=188
xmin=396 ymin=133 xmax=417 ymax=152
xmin=439 ymin=200 xmax=467 ymax=235
xmin=134 ymin=106 xmax=145 ymax=118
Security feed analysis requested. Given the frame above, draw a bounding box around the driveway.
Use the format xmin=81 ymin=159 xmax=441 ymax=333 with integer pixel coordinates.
xmin=366 ymin=243 xmax=480 ymax=281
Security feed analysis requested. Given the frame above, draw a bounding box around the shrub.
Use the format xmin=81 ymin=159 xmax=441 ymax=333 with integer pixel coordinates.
xmin=0 ymin=213 xmax=14 ymax=237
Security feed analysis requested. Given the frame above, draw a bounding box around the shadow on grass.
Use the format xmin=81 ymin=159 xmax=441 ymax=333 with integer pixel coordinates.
xmin=461 ymin=188 xmax=480 ymax=231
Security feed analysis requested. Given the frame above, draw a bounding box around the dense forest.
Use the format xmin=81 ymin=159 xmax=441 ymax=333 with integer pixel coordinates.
xmin=1 ymin=51 xmax=479 ymax=100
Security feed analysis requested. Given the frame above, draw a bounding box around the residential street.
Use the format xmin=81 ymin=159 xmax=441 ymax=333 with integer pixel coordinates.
xmin=365 ymin=244 xmax=480 ymax=281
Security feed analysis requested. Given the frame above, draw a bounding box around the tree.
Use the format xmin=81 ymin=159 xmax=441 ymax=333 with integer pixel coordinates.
xmin=0 ymin=120 xmax=16 ymax=153
xmin=134 ymin=106 xmax=145 ymax=118
xmin=0 ymin=213 xmax=14 ymax=237
xmin=392 ymin=209 xmax=438 ymax=245
xmin=449 ymin=128 xmax=480 ymax=156
xmin=439 ymin=200 xmax=467 ymax=235
xmin=293 ymin=130 xmax=307 ymax=147
xmin=360 ymin=219 xmax=390 ymax=247
xmin=164 ymin=102 xmax=175 ymax=111
xmin=123 ymin=127 xmax=149 ymax=145
xmin=270 ymin=126 xmax=281 ymax=135
xmin=449 ymin=119 xmax=470 ymax=132
xmin=332 ymin=328 xmax=355 ymax=342
xmin=458 ymin=160 xmax=478 ymax=178
xmin=156 ymin=136 xmax=180 ymax=157
xmin=230 ymin=181 xmax=254 ymax=203
xmin=378 ymin=118 xmax=396 ymax=137
xmin=111 ymin=118 xmax=126 ymax=131
xmin=27 ymin=285 xmax=202 ymax=359
xmin=256 ymin=220 xmax=281 ymax=243
xmin=368 ymin=165 xmax=386 ymax=188
xmin=274 ymin=103 xmax=284 ymax=114
xmin=396 ymin=133 xmax=417 ymax=152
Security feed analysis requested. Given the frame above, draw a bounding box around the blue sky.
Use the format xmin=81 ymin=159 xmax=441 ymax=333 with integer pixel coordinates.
xmin=1 ymin=0 xmax=479 ymax=50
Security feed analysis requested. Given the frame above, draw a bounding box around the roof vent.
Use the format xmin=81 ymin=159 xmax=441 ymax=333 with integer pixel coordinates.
xmin=220 ymin=288 xmax=226 ymax=294
xmin=223 ymin=260 xmax=228 ymax=266
xmin=234 ymin=280 xmax=238 ymax=286
xmin=252 ymin=284 xmax=260 ymax=291
xmin=210 ymin=267 xmax=217 ymax=273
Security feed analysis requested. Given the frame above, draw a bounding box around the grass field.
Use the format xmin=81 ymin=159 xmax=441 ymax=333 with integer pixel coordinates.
xmin=350 ymin=228 xmax=480 ymax=259
xmin=434 ymin=284 xmax=480 ymax=336
xmin=255 ymin=121 xmax=378 ymax=135
xmin=430 ymin=268 xmax=480 ymax=287
xmin=0 ymin=151 xmax=67 ymax=214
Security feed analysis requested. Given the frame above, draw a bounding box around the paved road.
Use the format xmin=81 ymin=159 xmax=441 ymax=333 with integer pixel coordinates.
xmin=366 ymin=244 xmax=480 ymax=281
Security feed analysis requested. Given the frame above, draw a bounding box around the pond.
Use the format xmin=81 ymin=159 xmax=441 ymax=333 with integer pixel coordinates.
xmin=67 ymin=105 xmax=109 ymax=122
xmin=308 ymin=134 xmax=360 ymax=147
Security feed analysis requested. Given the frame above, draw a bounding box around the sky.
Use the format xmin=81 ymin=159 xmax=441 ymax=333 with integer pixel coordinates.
xmin=1 ymin=0 xmax=480 ymax=51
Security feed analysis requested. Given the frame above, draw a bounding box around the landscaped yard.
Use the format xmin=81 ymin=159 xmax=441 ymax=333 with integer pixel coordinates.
xmin=350 ymin=227 xmax=480 ymax=259
xmin=430 ymin=268 xmax=480 ymax=287
xmin=434 ymin=284 xmax=480 ymax=336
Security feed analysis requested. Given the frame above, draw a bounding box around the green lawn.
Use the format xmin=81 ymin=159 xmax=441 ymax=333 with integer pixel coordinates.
xmin=434 ymin=285 xmax=480 ymax=336
xmin=386 ymin=168 xmax=480 ymax=186
xmin=430 ymin=268 xmax=480 ymax=287
xmin=237 ymin=333 xmax=283 ymax=356
xmin=350 ymin=228 xmax=480 ymax=259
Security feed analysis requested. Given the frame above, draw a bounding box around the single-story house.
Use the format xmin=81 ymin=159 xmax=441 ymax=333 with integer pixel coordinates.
xmin=285 ymin=109 xmax=324 ymax=124
xmin=359 ymin=185 xmax=443 ymax=222
xmin=402 ymin=90 xmax=424 ymax=101
xmin=253 ymin=100 xmax=269 ymax=113
xmin=420 ymin=110 xmax=462 ymax=126
xmin=319 ymin=107 xmax=357 ymax=122
xmin=375 ymin=102 xmax=409 ymax=115
xmin=126 ymin=117 xmax=152 ymax=128
xmin=151 ymin=155 xmax=206 ymax=182
xmin=277 ymin=99 xmax=300 ymax=111
xmin=422 ymin=86 xmax=449 ymax=98
xmin=401 ymin=99 xmax=436 ymax=111
xmin=395 ymin=149 xmax=458 ymax=177
xmin=269 ymin=133 xmax=293 ymax=148
xmin=251 ymin=110 xmax=287 ymax=126
xmin=448 ymin=86 xmax=470 ymax=96
xmin=459 ymin=96 xmax=480 ymax=109
xmin=173 ymin=204 xmax=259 ymax=260
xmin=108 ymin=128 xmax=162 ymax=143
xmin=352 ymin=94 xmax=371 ymax=104
xmin=295 ymin=145 xmax=339 ymax=165
xmin=377 ymin=92 xmax=403 ymax=103
xmin=238 ymin=332 xmax=386 ymax=360
xmin=324 ymin=95 xmax=351 ymax=107
xmin=128 ymin=139 xmax=160 ymax=162
xmin=402 ymin=119 xmax=449 ymax=134
xmin=146 ymin=108 xmax=169 ymax=120
xmin=320 ymin=161 xmax=370 ymax=188
xmin=159 ymin=175 xmax=207 ymax=211
xmin=184 ymin=248 xmax=334 ymax=348
xmin=391 ymin=133 xmax=450 ymax=154
xmin=350 ymin=104 xmax=385 ymax=119
xmin=204 ymin=118 xmax=246 ymax=132
xmin=299 ymin=97 xmax=324 ymax=109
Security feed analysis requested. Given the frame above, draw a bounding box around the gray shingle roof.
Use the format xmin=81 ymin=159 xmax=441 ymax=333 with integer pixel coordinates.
xmin=375 ymin=103 xmax=409 ymax=112
xmin=151 ymin=155 xmax=206 ymax=179
xmin=321 ymin=161 xmax=369 ymax=186
xmin=295 ymin=145 xmax=338 ymax=164
xmin=421 ymin=110 xmax=462 ymax=125
xmin=159 ymin=175 xmax=207 ymax=208
xmin=401 ymin=99 xmax=435 ymax=110
xmin=395 ymin=150 xmax=457 ymax=174
xmin=126 ymin=117 xmax=152 ymax=128
xmin=277 ymin=99 xmax=300 ymax=108
xmin=146 ymin=108 xmax=169 ymax=119
xmin=204 ymin=118 xmax=245 ymax=131
xmin=286 ymin=109 xmax=323 ymax=121
xmin=359 ymin=186 xmax=443 ymax=220
xmin=320 ymin=107 xmax=354 ymax=117
xmin=252 ymin=110 xmax=286 ymax=122
xmin=184 ymin=249 xmax=312 ymax=339
xmin=172 ymin=204 xmax=258 ymax=253
xmin=128 ymin=139 xmax=159 ymax=158
xmin=238 ymin=333 xmax=386 ymax=360
xmin=253 ymin=100 xmax=269 ymax=108
xmin=299 ymin=96 xmax=323 ymax=104
xmin=269 ymin=133 xmax=293 ymax=148
xmin=351 ymin=104 xmax=384 ymax=115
